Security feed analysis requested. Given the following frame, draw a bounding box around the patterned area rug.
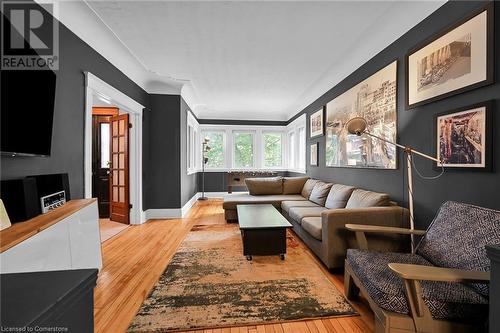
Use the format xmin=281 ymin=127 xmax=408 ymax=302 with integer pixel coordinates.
xmin=128 ymin=224 xmax=356 ymax=332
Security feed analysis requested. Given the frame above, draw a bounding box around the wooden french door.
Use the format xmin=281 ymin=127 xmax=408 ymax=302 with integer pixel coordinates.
xmin=109 ymin=114 xmax=130 ymax=224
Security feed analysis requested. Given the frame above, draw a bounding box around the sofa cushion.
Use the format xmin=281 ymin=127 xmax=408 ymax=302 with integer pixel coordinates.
xmin=301 ymin=217 xmax=322 ymax=241
xmin=223 ymin=194 xmax=305 ymax=210
xmin=289 ymin=206 xmax=327 ymax=224
xmin=325 ymin=184 xmax=356 ymax=209
xmin=345 ymin=189 xmax=390 ymax=208
xmin=417 ymin=201 xmax=500 ymax=298
xmin=281 ymin=200 xmax=319 ymax=214
xmin=346 ymin=249 xmax=488 ymax=321
xmin=282 ymin=176 xmax=309 ymax=195
xmin=301 ymin=179 xmax=319 ymax=199
xmin=309 ymin=182 xmax=333 ymax=206
xmin=245 ymin=177 xmax=283 ymax=195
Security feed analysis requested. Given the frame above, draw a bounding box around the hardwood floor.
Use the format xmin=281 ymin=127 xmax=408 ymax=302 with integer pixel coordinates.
xmin=94 ymin=199 xmax=375 ymax=333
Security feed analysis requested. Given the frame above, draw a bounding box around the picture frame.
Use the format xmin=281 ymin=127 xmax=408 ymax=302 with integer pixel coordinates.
xmin=325 ymin=60 xmax=398 ymax=169
xmin=406 ymin=3 xmax=494 ymax=109
xmin=310 ymin=143 xmax=319 ymax=166
xmin=309 ymin=107 xmax=324 ymax=138
xmin=434 ymin=101 xmax=492 ymax=170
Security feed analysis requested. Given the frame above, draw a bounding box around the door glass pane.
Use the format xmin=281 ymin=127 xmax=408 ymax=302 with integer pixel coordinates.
xmin=113 ymin=154 xmax=118 ymax=170
xmin=112 ymin=121 xmax=118 ymax=134
xmin=100 ymin=123 xmax=110 ymax=168
xmin=119 ymin=187 xmax=125 ymax=203
xmin=119 ymin=153 xmax=125 ymax=169
xmin=113 ymin=186 xmax=118 ymax=201
xmin=113 ymin=137 xmax=118 ymax=152
xmin=119 ymin=170 xmax=125 ymax=185
xmin=119 ymin=136 xmax=125 ymax=151
xmin=119 ymin=119 xmax=125 ymax=135
xmin=113 ymin=171 xmax=118 ymax=185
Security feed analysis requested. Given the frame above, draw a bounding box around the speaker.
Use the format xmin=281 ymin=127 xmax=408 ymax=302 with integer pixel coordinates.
xmin=27 ymin=173 xmax=71 ymax=201
xmin=0 ymin=178 xmax=40 ymax=223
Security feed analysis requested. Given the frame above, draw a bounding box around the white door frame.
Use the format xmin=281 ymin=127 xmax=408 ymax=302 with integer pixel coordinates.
xmin=84 ymin=72 xmax=145 ymax=224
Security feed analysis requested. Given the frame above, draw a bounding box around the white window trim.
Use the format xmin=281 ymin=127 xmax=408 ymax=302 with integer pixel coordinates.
xmin=286 ymin=114 xmax=307 ymax=174
xmin=201 ymin=129 xmax=226 ymax=170
xmin=261 ymin=130 xmax=285 ymax=169
xmin=197 ymin=123 xmax=299 ymax=172
xmin=187 ymin=111 xmax=200 ymax=175
xmin=232 ymin=130 xmax=257 ymax=169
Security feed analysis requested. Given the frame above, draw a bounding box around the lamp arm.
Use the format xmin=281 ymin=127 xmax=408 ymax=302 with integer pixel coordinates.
xmin=363 ymin=131 xmax=441 ymax=164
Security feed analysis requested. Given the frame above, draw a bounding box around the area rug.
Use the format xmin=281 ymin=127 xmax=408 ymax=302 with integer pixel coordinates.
xmin=128 ymin=224 xmax=356 ymax=332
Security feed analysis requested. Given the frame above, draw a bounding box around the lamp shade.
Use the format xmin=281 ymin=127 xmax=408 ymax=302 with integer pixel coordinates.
xmin=346 ymin=117 xmax=368 ymax=136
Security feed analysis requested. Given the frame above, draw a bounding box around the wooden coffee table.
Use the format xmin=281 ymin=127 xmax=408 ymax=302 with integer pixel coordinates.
xmin=236 ymin=204 xmax=293 ymax=261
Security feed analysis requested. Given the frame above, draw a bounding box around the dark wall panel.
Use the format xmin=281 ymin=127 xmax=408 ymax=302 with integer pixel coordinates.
xmin=0 ymin=8 xmax=149 ymax=200
xmin=144 ymin=94 xmax=181 ymax=209
xmin=290 ymin=1 xmax=500 ymax=229
xmin=180 ymin=98 xmax=198 ymax=205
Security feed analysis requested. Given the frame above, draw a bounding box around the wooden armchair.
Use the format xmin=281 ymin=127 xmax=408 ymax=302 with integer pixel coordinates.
xmin=343 ymin=201 xmax=499 ymax=333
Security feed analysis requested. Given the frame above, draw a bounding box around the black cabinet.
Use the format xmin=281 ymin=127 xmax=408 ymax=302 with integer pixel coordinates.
xmin=1 ymin=269 xmax=98 ymax=332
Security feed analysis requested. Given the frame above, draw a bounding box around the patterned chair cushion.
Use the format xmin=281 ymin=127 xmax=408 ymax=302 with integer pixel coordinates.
xmin=417 ymin=201 xmax=500 ymax=297
xmin=281 ymin=200 xmax=319 ymax=214
xmin=346 ymin=249 xmax=488 ymax=321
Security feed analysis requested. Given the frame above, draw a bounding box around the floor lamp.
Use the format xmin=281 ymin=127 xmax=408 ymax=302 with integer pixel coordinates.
xmin=345 ymin=117 xmax=443 ymax=253
xmin=198 ymin=138 xmax=210 ymax=201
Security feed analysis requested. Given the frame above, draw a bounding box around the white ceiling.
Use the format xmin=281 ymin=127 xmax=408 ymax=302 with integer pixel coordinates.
xmin=54 ymin=1 xmax=445 ymax=121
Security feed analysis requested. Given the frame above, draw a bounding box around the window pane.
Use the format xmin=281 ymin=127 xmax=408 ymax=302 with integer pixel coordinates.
xmin=264 ymin=133 xmax=282 ymax=167
xmin=234 ymin=132 xmax=254 ymax=168
xmin=298 ymin=127 xmax=305 ymax=170
xmin=100 ymin=123 xmax=110 ymax=168
xmin=288 ymin=132 xmax=295 ymax=169
xmin=204 ymin=132 xmax=225 ymax=168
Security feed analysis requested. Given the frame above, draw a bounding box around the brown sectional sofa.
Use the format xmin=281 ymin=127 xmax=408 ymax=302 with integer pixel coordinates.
xmin=223 ymin=176 xmax=410 ymax=269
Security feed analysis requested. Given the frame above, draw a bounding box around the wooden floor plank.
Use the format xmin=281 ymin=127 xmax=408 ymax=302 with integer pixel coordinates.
xmin=94 ymin=199 xmax=374 ymax=333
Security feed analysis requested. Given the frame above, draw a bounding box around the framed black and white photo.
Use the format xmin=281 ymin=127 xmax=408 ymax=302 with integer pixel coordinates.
xmin=435 ymin=101 xmax=492 ymax=170
xmin=325 ymin=61 xmax=397 ymax=169
xmin=309 ymin=107 xmax=324 ymax=138
xmin=310 ymin=143 xmax=318 ymax=166
xmin=406 ymin=3 xmax=494 ymax=109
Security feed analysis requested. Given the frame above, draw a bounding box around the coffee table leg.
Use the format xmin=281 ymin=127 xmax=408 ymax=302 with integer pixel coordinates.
xmin=246 ymin=255 xmax=252 ymax=261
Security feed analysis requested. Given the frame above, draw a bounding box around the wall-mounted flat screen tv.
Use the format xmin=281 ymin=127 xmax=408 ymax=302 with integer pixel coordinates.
xmin=1 ymin=69 xmax=57 ymax=157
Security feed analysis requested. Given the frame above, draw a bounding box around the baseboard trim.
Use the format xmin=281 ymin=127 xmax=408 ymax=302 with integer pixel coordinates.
xmin=144 ymin=191 xmax=249 ymax=220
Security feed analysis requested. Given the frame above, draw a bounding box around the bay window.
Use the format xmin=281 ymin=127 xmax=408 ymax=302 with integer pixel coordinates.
xmin=233 ymin=131 xmax=254 ymax=168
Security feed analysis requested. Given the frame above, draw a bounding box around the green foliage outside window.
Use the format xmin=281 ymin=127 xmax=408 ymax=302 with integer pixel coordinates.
xmin=204 ymin=132 xmax=224 ymax=168
xmin=234 ymin=133 xmax=254 ymax=167
xmin=264 ymin=133 xmax=282 ymax=167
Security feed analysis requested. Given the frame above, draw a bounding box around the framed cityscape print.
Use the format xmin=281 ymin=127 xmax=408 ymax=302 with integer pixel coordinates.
xmin=325 ymin=60 xmax=397 ymax=169
xmin=406 ymin=3 xmax=493 ymax=109
xmin=310 ymin=107 xmax=324 ymax=138
xmin=435 ymin=101 xmax=492 ymax=170
xmin=310 ymin=143 xmax=318 ymax=166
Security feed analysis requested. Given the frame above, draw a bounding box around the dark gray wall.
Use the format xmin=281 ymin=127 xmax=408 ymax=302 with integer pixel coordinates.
xmin=291 ymin=1 xmax=500 ymax=229
xmin=144 ymin=94 xmax=181 ymax=209
xmin=0 ymin=6 xmax=149 ymax=200
xmin=180 ymin=98 xmax=198 ymax=205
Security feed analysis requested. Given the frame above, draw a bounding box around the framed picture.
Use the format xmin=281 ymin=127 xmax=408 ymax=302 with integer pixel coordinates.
xmin=435 ymin=101 xmax=492 ymax=170
xmin=406 ymin=3 xmax=494 ymax=109
xmin=325 ymin=61 xmax=397 ymax=169
xmin=310 ymin=107 xmax=324 ymax=138
xmin=310 ymin=143 xmax=318 ymax=166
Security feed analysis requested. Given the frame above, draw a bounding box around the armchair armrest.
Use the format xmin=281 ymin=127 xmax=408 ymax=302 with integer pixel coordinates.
xmin=389 ymin=263 xmax=490 ymax=283
xmin=345 ymin=224 xmax=426 ymax=235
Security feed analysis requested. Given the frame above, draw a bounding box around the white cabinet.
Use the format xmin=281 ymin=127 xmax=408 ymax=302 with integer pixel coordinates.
xmin=0 ymin=200 xmax=102 ymax=274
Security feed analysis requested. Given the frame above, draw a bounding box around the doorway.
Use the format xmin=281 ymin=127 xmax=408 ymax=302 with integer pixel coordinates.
xmin=84 ymin=72 xmax=145 ymax=225
xmin=92 ymin=107 xmax=130 ymax=225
